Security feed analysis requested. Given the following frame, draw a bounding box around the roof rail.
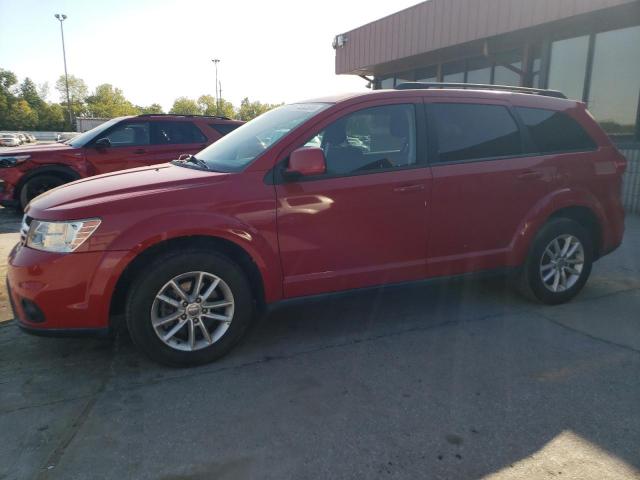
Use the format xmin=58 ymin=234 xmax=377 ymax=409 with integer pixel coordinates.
xmin=394 ymin=82 xmax=567 ymax=99
xmin=136 ymin=113 xmax=233 ymax=120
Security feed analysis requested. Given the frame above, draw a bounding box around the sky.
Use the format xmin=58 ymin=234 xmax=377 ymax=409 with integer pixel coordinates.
xmin=0 ymin=0 xmax=419 ymax=112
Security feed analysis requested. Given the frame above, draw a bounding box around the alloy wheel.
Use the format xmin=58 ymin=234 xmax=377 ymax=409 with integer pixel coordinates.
xmin=539 ymin=234 xmax=585 ymax=293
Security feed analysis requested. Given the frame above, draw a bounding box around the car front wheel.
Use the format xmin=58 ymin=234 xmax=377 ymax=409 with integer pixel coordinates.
xmin=126 ymin=250 xmax=254 ymax=366
xmin=519 ymin=218 xmax=594 ymax=305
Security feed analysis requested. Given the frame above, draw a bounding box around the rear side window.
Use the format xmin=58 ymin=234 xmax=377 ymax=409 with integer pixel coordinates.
xmin=210 ymin=123 xmax=241 ymax=136
xmin=152 ymin=121 xmax=206 ymax=145
xmin=516 ymin=107 xmax=597 ymax=154
xmin=430 ymin=103 xmax=522 ymax=163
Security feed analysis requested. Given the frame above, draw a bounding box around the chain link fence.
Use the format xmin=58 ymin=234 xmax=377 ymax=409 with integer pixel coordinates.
xmin=621 ymin=147 xmax=640 ymax=215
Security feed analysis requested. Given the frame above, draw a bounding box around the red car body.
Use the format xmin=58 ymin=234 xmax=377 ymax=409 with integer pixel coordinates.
xmin=7 ymin=88 xmax=626 ymax=336
xmin=0 ymin=115 xmax=243 ymax=209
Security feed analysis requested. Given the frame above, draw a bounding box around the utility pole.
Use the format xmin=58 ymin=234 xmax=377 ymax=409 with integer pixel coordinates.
xmin=211 ymin=59 xmax=220 ymax=115
xmin=54 ymin=14 xmax=73 ymax=128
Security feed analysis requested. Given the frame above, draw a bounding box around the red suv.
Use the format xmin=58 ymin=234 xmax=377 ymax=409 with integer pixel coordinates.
xmin=0 ymin=114 xmax=243 ymax=209
xmin=7 ymin=84 xmax=626 ymax=366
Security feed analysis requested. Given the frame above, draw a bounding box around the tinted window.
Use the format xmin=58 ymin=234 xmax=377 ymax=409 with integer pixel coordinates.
xmin=431 ymin=103 xmax=522 ymax=162
xmin=304 ymin=104 xmax=417 ymax=176
xmin=211 ymin=123 xmax=241 ymax=136
xmin=103 ymin=122 xmax=150 ymax=147
xmin=152 ymin=122 xmax=206 ymax=145
xmin=548 ymin=36 xmax=589 ymax=101
xmin=517 ymin=107 xmax=596 ymax=153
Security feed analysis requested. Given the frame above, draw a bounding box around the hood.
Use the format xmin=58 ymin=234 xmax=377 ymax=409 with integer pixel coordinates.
xmin=0 ymin=142 xmax=76 ymax=156
xmin=27 ymin=163 xmax=229 ymax=218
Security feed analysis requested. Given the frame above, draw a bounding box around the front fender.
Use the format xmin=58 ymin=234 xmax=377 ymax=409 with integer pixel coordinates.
xmin=95 ymin=210 xmax=283 ymax=306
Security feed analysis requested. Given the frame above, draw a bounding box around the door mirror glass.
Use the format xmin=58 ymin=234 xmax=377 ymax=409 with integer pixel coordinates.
xmin=94 ymin=137 xmax=111 ymax=150
xmin=286 ymin=147 xmax=326 ymax=178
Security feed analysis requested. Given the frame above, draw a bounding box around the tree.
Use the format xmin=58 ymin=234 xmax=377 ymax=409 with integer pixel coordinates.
xmin=237 ymin=97 xmax=282 ymax=121
xmin=169 ymin=97 xmax=201 ymax=115
xmin=85 ymin=83 xmax=138 ymax=117
xmin=137 ymin=103 xmax=164 ymax=114
xmin=20 ymin=77 xmax=44 ymax=109
xmin=0 ymin=69 xmax=18 ymax=128
xmin=55 ymin=74 xmax=88 ymax=118
xmin=197 ymin=95 xmax=235 ymax=118
xmin=37 ymin=103 xmax=66 ymax=131
xmin=6 ymin=99 xmax=38 ymax=129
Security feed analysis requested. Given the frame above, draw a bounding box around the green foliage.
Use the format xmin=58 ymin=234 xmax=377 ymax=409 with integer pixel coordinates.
xmin=20 ymin=77 xmax=43 ymax=109
xmin=196 ymin=95 xmax=235 ymax=118
xmin=55 ymin=74 xmax=88 ymax=118
xmin=37 ymin=103 xmax=66 ymax=131
xmin=86 ymin=84 xmax=138 ymax=117
xmin=169 ymin=97 xmax=201 ymax=115
xmin=6 ymin=99 xmax=38 ymax=129
xmin=237 ymin=97 xmax=282 ymax=121
xmin=137 ymin=103 xmax=164 ymax=114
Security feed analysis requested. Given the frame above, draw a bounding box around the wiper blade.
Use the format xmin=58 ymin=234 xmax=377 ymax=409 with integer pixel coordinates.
xmin=173 ymin=154 xmax=209 ymax=170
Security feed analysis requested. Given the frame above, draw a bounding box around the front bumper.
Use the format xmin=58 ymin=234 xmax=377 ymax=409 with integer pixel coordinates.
xmin=7 ymin=243 xmax=129 ymax=333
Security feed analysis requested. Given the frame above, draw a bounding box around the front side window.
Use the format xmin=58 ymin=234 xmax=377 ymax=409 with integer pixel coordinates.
xmin=152 ymin=121 xmax=206 ymax=145
xmin=102 ymin=122 xmax=150 ymax=147
xmin=197 ymin=103 xmax=330 ymax=172
xmin=430 ymin=103 xmax=522 ymax=163
xmin=517 ymin=107 xmax=596 ymax=154
xmin=305 ymin=104 xmax=417 ymax=176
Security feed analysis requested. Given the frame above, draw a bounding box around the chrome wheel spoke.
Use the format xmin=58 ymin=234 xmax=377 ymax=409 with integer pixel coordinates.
xmin=552 ymin=271 xmax=560 ymax=291
xmin=565 ymin=242 xmax=580 ymax=259
xmin=151 ymin=271 xmax=234 ymax=352
xmin=564 ymin=266 xmax=581 ymax=275
xmin=540 ymin=234 xmax=585 ymax=293
xmin=540 ymin=262 xmax=554 ymax=272
xmin=543 ymin=269 xmax=556 ymax=283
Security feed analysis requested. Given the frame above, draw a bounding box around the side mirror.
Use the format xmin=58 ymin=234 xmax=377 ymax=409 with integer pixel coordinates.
xmin=94 ymin=137 xmax=111 ymax=150
xmin=285 ymin=147 xmax=326 ymax=179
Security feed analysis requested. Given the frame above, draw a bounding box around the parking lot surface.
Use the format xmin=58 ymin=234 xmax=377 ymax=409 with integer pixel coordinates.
xmin=0 ymin=209 xmax=639 ymax=480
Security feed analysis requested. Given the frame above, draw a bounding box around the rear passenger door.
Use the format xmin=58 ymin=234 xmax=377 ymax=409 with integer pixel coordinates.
xmin=426 ymin=100 xmax=553 ymax=276
xmin=146 ymin=121 xmax=209 ymax=164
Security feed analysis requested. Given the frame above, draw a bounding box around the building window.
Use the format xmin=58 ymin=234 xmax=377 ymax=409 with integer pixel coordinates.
xmin=379 ymin=77 xmax=395 ymax=89
xmin=466 ymin=57 xmax=492 ymax=84
xmin=493 ymin=50 xmax=523 ymax=86
xmin=416 ymin=66 xmax=437 ymax=83
xmin=442 ymin=61 xmax=466 ymax=83
xmin=547 ymin=36 xmax=590 ymax=101
xmin=588 ymin=26 xmax=640 ymax=138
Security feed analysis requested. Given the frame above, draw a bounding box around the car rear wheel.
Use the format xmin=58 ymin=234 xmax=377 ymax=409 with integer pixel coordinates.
xmin=19 ymin=174 xmax=66 ymax=210
xmin=126 ymin=250 xmax=254 ymax=367
xmin=519 ymin=218 xmax=594 ymax=305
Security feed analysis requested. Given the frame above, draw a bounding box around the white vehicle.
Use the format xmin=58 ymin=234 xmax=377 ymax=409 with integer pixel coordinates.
xmin=0 ymin=134 xmax=21 ymax=147
xmin=15 ymin=133 xmax=26 ymax=144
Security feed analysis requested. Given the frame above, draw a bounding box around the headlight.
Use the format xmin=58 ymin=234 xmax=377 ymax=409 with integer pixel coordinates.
xmin=0 ymin=155 xmax=30 ymax=168
xmin=26 ymin=218 xmax=101 ymax=253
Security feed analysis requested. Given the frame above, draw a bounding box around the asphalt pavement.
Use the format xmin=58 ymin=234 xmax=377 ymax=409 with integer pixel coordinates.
xmin=0 ymin=210 xmax=639 ymax=480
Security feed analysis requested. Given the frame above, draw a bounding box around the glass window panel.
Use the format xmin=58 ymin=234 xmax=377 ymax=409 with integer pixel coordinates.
xmin=416 ymin=66 xmax=438 ymax=83
xmin=443 ymin=61 xmax=465 ymax=83
xmin=431 ymin=103 xmax=522 ymax=162
xmin=311 ymin=104 xmax=417 ymax=175
xmin=517 ymin=107 xmax=596 ymax=153
xmin=588 ymin=26 xmax=640 ymax=137
xmin=466 ymin=57 xmax=492 ymax=84
xmin=104 ymin=122 xmax=150 ymax=147
xmin=379 ymin=77 xmax=395 ymax=89
xmin=548 ymin=36 xmax=589 ymax=100
xmin=493 ymin=50 xmax=523 ymax=86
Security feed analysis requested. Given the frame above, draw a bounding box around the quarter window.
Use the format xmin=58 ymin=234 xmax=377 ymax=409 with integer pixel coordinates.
xmin=210 ymin=123 xmax=241 ymax=136
xmin=430 ymin=103 xmax=522 ymax=162
xmin=306 ymin=104 xmax=417 ymax=176
xmin=516 ymin=107 xmax=596 ymax=153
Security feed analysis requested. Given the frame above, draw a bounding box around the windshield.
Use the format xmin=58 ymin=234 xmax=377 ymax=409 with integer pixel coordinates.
xmin=66 ymin=117 xmax=125 ymax=147
xmin=196 ymin=103 xmax=331 ymax=172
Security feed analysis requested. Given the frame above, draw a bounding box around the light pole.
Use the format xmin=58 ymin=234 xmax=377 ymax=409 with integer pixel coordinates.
xmin=211 ymin=58 xmax=220 ymax=115
xmin=54 ymin=13 xmax=73 ymax=128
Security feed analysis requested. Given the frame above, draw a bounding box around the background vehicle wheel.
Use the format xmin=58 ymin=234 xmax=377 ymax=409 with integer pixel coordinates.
xmin=126 ymin=250 xmax=254 ymax=367
xmin=19 ymin=174 xmax=66 ymax=210
xmin=519 ymin=218 xmax=594 ymax=305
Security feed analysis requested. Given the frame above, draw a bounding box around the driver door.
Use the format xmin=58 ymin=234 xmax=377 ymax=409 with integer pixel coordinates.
xmin=275 ymin=100 xmax=432 ymax=298
xmin=84 ymin=121 xmax=154 ymax=174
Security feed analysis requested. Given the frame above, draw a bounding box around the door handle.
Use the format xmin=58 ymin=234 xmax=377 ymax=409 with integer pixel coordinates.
xmin=393 ymin=184 xmax=425 ymax=193
xmin=516 ymin=170 xmax=543 ymax=181
xmin=133 ymin=149 xmax=146 ymax=154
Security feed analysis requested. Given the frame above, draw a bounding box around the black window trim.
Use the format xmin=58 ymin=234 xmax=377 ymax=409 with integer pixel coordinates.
xmin=424 ymin=101 xmax=529 ymax=166
xmin=269 ymin=102 xmax=428 ymax=185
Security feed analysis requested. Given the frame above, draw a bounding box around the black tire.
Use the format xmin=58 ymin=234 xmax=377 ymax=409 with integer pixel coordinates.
xmin=125 ymin=250 xmax=254 ymax=367
xmin=19 ymin=174 xmax=66 ymax=210
xmin=519 ymin=218 xmax=594 ymax=305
